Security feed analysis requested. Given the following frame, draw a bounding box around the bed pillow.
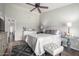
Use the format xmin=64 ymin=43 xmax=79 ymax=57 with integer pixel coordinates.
xmin=45 ymin=30 xmax=51 ymax=34
xmin=51 ymin=30 xmax=57 ymax=35
xmin=51 ymin=30 xmax=60 ymax=35
xmin=45 ymin=30 xmax=60 ymax=35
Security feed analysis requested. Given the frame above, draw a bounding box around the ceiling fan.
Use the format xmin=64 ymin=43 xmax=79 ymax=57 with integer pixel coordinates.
xmin=26 ymin=3 xmax=48 ymax=13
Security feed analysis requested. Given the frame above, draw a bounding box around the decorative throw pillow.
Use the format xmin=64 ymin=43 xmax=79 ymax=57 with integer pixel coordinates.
xmin=45 ymin=29 xmax=60 ymax=35
xmin=45 ymin=30 xmax=51 ymax=34
xmin=51 ymin=30 xmax=58 ymax=35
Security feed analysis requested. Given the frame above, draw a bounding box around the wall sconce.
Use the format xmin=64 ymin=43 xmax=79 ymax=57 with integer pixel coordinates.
xmin=67 ymin=22 xmax=72 ymax=35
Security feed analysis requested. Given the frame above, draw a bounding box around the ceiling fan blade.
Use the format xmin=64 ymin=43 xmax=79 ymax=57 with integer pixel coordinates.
xmin=26 ymin=3 xmax=35 ymax=6
xmin=37 ymin=7 xmax=41 ymax=13
xmin=30 ymin=8 xmax=36 ymax=12
xmin=39 ymin=6 xmax=48 ymax=9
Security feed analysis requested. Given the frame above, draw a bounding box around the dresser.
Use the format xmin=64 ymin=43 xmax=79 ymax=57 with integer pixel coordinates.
xmin=0 ymin=32 xmax=8 ymax=56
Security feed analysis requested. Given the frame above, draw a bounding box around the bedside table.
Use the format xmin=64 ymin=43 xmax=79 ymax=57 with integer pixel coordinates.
xmin=61 ymin=36 xmax=71 ymax=50
xmin=62 ymin=36 xmax=79 ymax=51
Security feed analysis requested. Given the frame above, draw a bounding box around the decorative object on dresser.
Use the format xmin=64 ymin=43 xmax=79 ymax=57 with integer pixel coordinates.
xmin=0 ymin=32 xmax=8 ymax=56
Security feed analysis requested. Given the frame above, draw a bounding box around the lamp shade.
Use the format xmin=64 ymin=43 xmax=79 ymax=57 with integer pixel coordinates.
xmin=67 ymin=22 xmax=72 ymax=27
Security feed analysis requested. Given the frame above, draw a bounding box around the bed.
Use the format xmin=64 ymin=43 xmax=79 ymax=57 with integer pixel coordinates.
xmin=24 ymin=30 xmax=62 ymax=56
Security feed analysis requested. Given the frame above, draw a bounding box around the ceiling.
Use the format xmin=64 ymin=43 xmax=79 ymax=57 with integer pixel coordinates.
xmin=15 ymin=3 xmax=72 ymax=14
xmin=40 ymin=3 xmax=72 ymax=12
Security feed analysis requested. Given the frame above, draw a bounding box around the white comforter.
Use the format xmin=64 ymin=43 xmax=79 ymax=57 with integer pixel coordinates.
xmin=26 ymin=33 xmax=61 ymax=56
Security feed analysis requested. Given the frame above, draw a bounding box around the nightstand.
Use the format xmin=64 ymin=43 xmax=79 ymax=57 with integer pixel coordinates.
xmin=62 ymin=36 xmax=79 ymax=51
xmin=61 ymin=36 xmax=71 ymax=50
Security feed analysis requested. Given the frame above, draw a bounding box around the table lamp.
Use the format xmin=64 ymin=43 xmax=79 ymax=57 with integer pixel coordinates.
xmin=67 ymin=22 xmax=72 ymax=36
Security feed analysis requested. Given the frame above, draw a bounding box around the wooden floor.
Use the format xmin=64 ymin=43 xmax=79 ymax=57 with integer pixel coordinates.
xmin=61 ymin=47 xmax=79 ymax=56
xmin=44 ymin=47 xmax=79 ymax=56
xmin=4 ymin=42 xmax=79 ymax=56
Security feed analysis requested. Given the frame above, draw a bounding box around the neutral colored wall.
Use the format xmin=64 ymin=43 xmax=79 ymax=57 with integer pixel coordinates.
xmin=0 ymin=3 xmax=4 ymax=19
xmin=2 ymin=3 xmax=79 ymax=40
xmin=4 ymin=4 xmax=40 ymax=41
xmin=40 ymin=4 xmax=79 ymax=37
